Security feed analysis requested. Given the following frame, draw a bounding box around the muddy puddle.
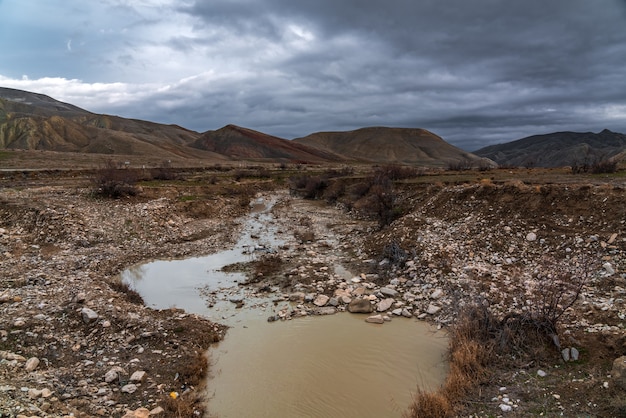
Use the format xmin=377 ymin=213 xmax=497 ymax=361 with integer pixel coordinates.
xmin=122 ymin=194 xmax=448 ymax=418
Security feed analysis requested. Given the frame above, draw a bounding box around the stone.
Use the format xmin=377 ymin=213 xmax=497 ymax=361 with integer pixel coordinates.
xmin=401 ymin=308 xmax=412 ymax=318
xmin=328 ymin=297 xmax=339 ymax=307
xmin=81 ymin=307 xmax=99 ymax=324
xmin=104 ymin=369 xmax=119 ymax=383
xmin=570 ymin=347 xmax=580 ymax=361
xmin=391 ymin=308 xmax=403 ymax=316
xmin=561 ymin=348 xmax=570 ymax=362
xmin=380 ymin=287 xmax=399 ymax=298
xmin=603 ymin=262 xmax=615 ymax=276
xmin=121 ymin=383 xmax=138 ymax=394
xmin=313 ymin=307 xmax=336 ymax=315
xmin=347 ymin=298 xmax=373 ymax=313
xmin=607 ymin=233 xmax=618 ymax=244
xmin=28 ymin=388 xmax=43 ymax=398
xmin=313 ymin=294 xmax=330 ymax=307
xmin=130 ymin=370 xmax=147 ymax=382
xmin=426 ymin=304 xmax=441 ymax=315
xmin=24 ymin=357 xmax=40 ymax=372
xmin=365 ymin=314 xmax=384 ymax=324
xmin=430 ymin=289 xmax=444 ymax=299
xmin=150 ymin=406 xmax=165 ymax=415
xmin=289 ymin=292 xmax=305 ymax=302
xmin=526 ymin=232 xmax=537 ymax=241
xmin=377 ymin=298 xmax=394 ymax=312
xmin=499 ymin=404 xmax=512 ymax=412
xmin=41 ymin=388 xmax=53 ymax=398
xmin=537 ymin=369 xmax=547 ymax=377
xmin=611 ymin=356 xmax=626 ymax=390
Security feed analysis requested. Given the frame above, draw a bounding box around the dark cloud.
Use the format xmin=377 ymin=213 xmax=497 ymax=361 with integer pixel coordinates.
xmin=2 ymin=0 xmax=625 ymax=150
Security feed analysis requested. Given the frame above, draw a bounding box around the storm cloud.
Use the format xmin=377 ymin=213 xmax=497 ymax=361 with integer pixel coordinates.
xmin=1 ymin=0 xmax=625 ymax=150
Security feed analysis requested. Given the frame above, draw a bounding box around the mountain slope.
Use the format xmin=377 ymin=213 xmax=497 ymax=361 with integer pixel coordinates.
xmin=474 ymin=130 xmax=626 ymax=167
xmin=191 ymin=124 xmax=346 ymax=163
xmin=0 ymin=87 xmax=224 ymax=160
xmin=293 ymin=127 xmax=487 ymax=167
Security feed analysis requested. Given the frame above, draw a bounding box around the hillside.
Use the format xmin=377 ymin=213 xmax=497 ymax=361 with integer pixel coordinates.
xmin=474 ymin=129 xmax=626 ymax=167
xmin=293 ymin=127 xmax=488 ymax=167
xmin=0 ymin=87 xmax=224 ymax=162
xmin=190 ymin=124 xmax=346 ymax=163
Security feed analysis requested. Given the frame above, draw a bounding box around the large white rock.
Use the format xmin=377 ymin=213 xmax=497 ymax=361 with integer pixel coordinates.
xmin=426 ymin=304 xmax=441 ymax=315
xmin=377 ymin=298 xmax=394 ymax=312
xmin=313 ymin=294 xmax=330 ymax=307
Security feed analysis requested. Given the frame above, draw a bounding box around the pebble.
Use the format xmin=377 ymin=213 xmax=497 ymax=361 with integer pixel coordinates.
xmin=537 ymin=370 xmax=547 ymax=377
xmin=121 ymin=383 xmax=138 ymax=394
xmin=365 ymin=314 xmax=384 ymax=324
xmin=24 ymin=357 xmax=40 ymax=372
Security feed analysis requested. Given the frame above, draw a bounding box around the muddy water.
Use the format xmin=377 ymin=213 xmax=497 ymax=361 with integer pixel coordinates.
xmin=122 ymin=195 xmax=448 ymax=418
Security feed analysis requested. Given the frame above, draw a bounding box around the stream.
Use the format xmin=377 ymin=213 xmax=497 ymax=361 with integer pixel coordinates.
xmin=122 ymin=194 xmax=448 ymax=418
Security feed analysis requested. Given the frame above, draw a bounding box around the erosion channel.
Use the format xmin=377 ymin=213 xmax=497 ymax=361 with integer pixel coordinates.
xmin=122 ymin=192 xmax=448 ymax=418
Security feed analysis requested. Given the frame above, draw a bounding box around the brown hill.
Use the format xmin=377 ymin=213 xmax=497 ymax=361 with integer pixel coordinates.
xmin=293 ymin=127 xmax=488 ymax=167
xmin=191 ymin=124 xmax=346 ymax=163
xmin=473 ymin=129 xmax=626 ymax=168
xmin=0 ymin=87 xmax=225 ymax=162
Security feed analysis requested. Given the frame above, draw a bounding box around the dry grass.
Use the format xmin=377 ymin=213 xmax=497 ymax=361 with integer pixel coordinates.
xmin=405 ymin=305 xmax=493 ymax=418
xmin=109 ymin=280 xmax=144 ymax=305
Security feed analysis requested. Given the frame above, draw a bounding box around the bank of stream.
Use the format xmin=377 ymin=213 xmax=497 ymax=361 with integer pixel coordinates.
xmin=122 ymin=193 xmax=448 ymax=417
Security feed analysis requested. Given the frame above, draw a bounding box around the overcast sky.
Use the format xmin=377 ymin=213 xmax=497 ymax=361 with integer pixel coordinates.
xmin=1 ymin=0 xmax=625 ymax=150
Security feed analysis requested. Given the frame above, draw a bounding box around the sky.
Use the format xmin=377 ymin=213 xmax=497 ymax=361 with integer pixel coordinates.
xmin=1 ymin=0 xmax=625 ymax=151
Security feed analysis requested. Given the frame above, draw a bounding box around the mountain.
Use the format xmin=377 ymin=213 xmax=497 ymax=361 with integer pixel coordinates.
xmin=0 ymin=87 xmax=224 ymax=161
xmin=474 ymin=130 xmax=626 ymax=168
xmin=293 ymin=127 xmax=488 ymax=167
xmin=190 ymin=124 xmax=346 ymax=163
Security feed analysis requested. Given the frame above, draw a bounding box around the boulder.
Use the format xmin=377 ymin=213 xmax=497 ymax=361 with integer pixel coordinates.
xmin=313 ymin=294 xmax=330 ymax=307
xmin=347 ymin=298 xmax=373 ymax=313
xmin=380 ymin=287 xmax=399 ymax=298
xmin=377 ymin=298 xmax=394 ymax=312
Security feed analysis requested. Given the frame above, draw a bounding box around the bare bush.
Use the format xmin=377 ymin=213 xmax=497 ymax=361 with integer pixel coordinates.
xmin=294 ymin=229 xmax=316 ymax=243
xmin=446 ymin=158 xmax=473 ymax=171
xmin=289 ymin=174 xmax=328 ymax=199
xmin=93 ymin=160 xmax=139 ymax=198
xmin=376 ymin=164 xmax=425 ymax=180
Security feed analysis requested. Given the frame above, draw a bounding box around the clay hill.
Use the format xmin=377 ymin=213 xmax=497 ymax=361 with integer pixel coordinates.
xmin=293 ymin=127 xmax=487 ymax=167
xmin=1 ymin=87 xmax=487 ymax=167
xmin=0 ymin=87 xmax=225 ymax=162
xmin=189 ymin=124 xmax=345 ymax=163
xmin=474 ymin=129 xmax=626 ymax=168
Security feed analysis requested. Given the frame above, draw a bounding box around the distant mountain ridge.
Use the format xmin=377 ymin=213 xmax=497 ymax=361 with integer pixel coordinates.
xmin=474 ymin=130 xmax=626 ymax=167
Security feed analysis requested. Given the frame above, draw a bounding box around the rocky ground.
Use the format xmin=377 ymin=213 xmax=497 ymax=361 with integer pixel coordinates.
xmin=1 ymin=168 xmax=625 ymax=417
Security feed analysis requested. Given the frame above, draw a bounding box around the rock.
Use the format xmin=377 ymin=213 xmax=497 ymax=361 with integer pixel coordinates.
xmin=426 ymin=304 xmax=441 ymax=315
xmin=561 ymin=348 xmax=570 ymax=362
xmin=537 ymin=369 xmax=547 ymax=377
xmin=314 ymin=307 xmax=337 ymax=315
xmin=499 ymin=404 xmax=512 ymax=412
xmin=24 ymin=357 xmax=40 ymax=372
xmin=347 ymin=298 xmax=373 ymax=313
xmin=365 ymin=314 xmax=385 ymax=324
xmin=380 ymin=287 xmax=398 ymax=298
xmin=41 ymin=388 xmax=53 ymax=398
xmin=80 ymin=307 xmax=99 ymax=324
xmin=570 ymin=347 xmax=579 ymax=361
xmin=121 ymin=383 xmax=138 ymax=394
xmin=340 ymin=295 xmax=352 ymax=304
xmin=526 ymin=232 xmax=537 ymax=242
xmin=377 ymin=298 xmax=394 ymax=312
xmin=607 ymin=233 xmax=618 ymax=244
xmin=150 ymin=406 xmax=165 ymax=415
xmin=104 ymin=369 xmax=119 ymax=383
xmin=612 ymin=356 xmax=626 ymax=390
xmin=401 ymin=308 xmax=412 ymax=318
xmin=391 ymin=308 xmax=403 ymax=316
xmin=603 ymin=262 xmax=615 ymax=276
xmin=130 ymin=370 xmax=147 ymax=382
xmin=28 ymin=388 xmax=43 ymax=398
xmin=328 ymin=297 xmax=339 ymax=307
xmin=430 ymin=289 xmax=444 ymax=299
xmin=313 ymin=294 xmax=330 ymax=307
xmin=288 ymin=292 xmax=305 ymax=302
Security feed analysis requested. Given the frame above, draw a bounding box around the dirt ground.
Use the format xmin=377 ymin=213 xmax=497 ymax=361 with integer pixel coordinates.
xmin=0 ymin=163 xmax=625 ymax=417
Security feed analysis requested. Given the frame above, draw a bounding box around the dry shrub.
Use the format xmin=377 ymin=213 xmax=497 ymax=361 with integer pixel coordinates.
xmin=294 ymin=229 xmax=315 ymax=243
xmin=93 ymin=160 xmax=140 ymax=198
xmin=404 ymin=389 xmax=452 ymax=418
xmin=160 ymin=352 xmax=208 ymax=417
xmin=109 ymin=280 xmax=144 ymax=305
